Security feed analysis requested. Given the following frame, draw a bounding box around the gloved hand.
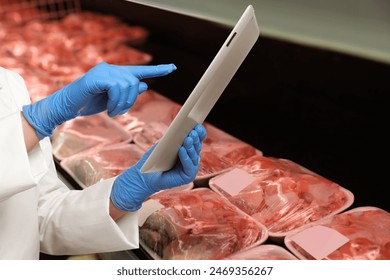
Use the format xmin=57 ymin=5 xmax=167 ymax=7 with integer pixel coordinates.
xmin=22 ymin=62 xmax=176 ymax=139
xmin=110 ymin=124 xmax=207 ymax=212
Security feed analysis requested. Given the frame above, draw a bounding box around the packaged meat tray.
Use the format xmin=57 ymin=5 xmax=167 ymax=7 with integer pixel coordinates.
xmin=284 ymin=206 xmax=390 ymax=260
xmin=196 ymin=123 xmax=261 ymax=184
xmin=208 ymin=155 xmax=354 ymax=241
xmin=60 ymin=142 xmax=145 ymax=189
xmin=133 ymin=121 xmax=169 ymax=151
xmin=138 ymin=188 xmax=268 ymax=260
xmin=224 ymin=244 xmax=298 ymax=260
xmin=113 ymin=90 xmax=181 ymax=129
xmin=52 ymin=113 xmax=133 ymax=161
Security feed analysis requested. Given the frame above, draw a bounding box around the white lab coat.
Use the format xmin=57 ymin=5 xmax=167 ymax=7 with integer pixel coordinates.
xmin=0 ymin=67 xmax=139 ymax=259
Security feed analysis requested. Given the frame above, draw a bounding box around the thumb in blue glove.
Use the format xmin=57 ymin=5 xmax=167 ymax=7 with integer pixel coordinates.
xmin=110 ymin=124 xmax=207 ymax=212
xmin=22 ymin=62 xmax=177 ymax=139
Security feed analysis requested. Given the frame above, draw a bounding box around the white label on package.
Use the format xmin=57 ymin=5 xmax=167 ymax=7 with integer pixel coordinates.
xmin=138 ymin=199 xmax=164 ymax=227
xmin=290 ymin=225 xmax=349 ymax=260
xmin=213 ymin=168 xmax=256 ymax=196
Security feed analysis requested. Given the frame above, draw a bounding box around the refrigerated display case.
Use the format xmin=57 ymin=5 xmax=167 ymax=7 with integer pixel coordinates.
xmin=79 ymin=0 xmax=389 ymax=213
xmin=2 ymin=0 xmax=389 ymax=260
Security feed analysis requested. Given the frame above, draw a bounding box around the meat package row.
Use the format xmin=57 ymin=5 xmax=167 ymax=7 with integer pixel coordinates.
xmin=54 ymin=90 xmax=260 ymax=188
xmin=1 ymin=8 xmax=151 ymax=102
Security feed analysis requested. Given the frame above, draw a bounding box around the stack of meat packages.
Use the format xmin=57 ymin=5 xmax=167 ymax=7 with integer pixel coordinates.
xmin=1 ymin=7 xmax=151 ymax=102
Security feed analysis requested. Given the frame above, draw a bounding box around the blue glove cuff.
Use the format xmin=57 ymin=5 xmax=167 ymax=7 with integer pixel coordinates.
xmin=111 ymin=173 xmax=149 ymax=212
xmin=110 ymin=185 xmax=143 ymax=212
xmin=22 ymin=104 xmax=53 ymax=139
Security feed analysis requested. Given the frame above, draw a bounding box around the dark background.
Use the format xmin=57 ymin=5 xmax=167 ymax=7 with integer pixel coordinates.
xmin=81 ymin=0 xmax=389 ymax=213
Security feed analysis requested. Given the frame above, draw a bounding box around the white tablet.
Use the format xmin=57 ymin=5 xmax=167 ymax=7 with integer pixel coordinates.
xmin=141 ymin=5 xmax=260 ymax=173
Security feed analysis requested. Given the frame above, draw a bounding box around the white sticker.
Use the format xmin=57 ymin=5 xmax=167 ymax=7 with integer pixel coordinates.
xmin=138 ymin=199 xmax=164 ymax=227
xmin=290 ymin=225 xmax=350 ymax=260
xmin=212 ymin=168 xmax=256 ymax=196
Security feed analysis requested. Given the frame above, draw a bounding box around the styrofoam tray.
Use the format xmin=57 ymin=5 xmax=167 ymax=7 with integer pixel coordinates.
xmin=284 ymin=206 xmax=390 ymax=260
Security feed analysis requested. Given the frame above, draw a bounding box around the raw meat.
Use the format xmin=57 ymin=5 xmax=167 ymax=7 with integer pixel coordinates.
xmin=51 ymin=113 xmax=132 ymax=160
xmin=60 ymin=143 xmax=144 ymax=188
xmin=0 ymin=5 xmax=46 ymax=25
xmin=286 ymin=207 xmax=390 ymax=260
xmin=209 ymin=155 xmax=353 ymax=237
xmin=139 ymin=188 xmax=267 ymax=260
xmin=76 ymin=43 xmax=152 ymax=71
xmin=113 ymin=114 xmax=144 ymax=133
xmin=133 ymin=122 xmax=169 ymax=150
xmin=122 ymin=90 xmax=181 ymax=125
xmin=197 ymin=123 xmax=259 ymax=179
xmin=1 ymin=8 xmax=152 ymax=101
xmin=111 ymin=90 xmax=181 ymax=137
xmin=51 ymin=131 xmax=104 ymax=160
xmin=60 ymin=11 xmax=149 ymax=46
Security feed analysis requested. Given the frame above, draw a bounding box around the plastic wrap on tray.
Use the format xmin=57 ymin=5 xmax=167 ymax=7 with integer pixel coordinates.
xmin=112 ymin=113 xmax=144 ymax=133
xmin=1 ymin=9 xmax=152 ymax=101
xmin=139 ymin=188 xmax=268 ymax=260
xmin=51 ymin=113 xmax=133 ymax=161
xmin=284 ymin=207 xmax=390 ymax=260
xmin=113 ymin=90 xmax=181 ymax=128
xmin=60 ymin=143 xmax=144 ymax=189
xmin=224 ymin=244 xmax=298 ymax=260
xmin=208 ymin=155 xmax=354 ymax=240
xmin=197 ymin=123 xmax=261 ymax=181
xmin=133 ymin=121 xmax=169 ymax=151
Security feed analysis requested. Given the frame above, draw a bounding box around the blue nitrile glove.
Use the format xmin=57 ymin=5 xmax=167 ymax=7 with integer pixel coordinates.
xmin=110 ymin=124 xmax=207 ymax=212
xmin=22 ymin=62 xmax=177 ymax=139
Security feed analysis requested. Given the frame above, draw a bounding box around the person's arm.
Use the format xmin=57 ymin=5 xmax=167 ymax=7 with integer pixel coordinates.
xmin=109 ymin=200 xmax=127 ymax=220
xmin=21 ymin=112 xmax=40 ymax=152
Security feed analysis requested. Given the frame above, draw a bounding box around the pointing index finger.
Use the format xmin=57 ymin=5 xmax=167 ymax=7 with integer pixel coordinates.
xmin=127 ymin=64 xmax=177 ymax=79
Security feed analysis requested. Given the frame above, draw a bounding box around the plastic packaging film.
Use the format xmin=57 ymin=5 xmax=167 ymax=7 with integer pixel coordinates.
xmin=284 ymin=207 xmax=390 ymax=260
xmin=209 ymin=154 xmax=354 ymax=241
xmin=138 ymin=188 xmax=268 ymax=260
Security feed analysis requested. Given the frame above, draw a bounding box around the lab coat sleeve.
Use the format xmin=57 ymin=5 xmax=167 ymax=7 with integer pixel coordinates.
xmin=0 ymin=68 xmax=39 ymax=201
xmin=37 ymin=150 xmax=140 ymax=255
xmin=35 ymin=114 xmax=140 ymax=256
